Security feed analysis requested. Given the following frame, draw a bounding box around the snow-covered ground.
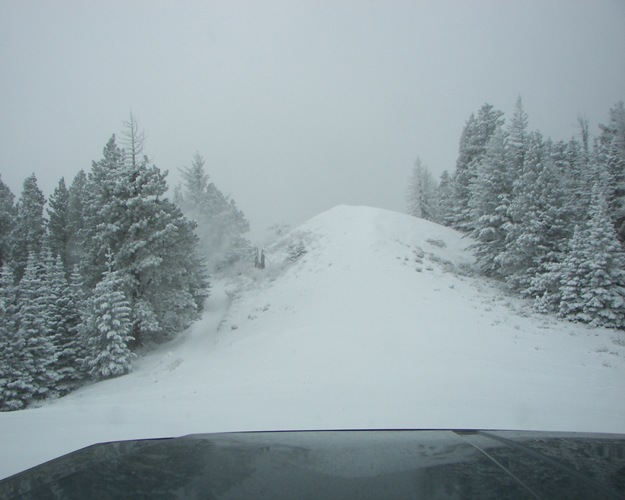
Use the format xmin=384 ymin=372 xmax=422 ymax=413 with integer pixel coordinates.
xmin=1 ymin=205 xmax=624 ymax=480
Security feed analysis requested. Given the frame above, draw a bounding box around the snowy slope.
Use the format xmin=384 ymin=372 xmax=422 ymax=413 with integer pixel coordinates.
xmin=1 ymin=205 xmax=624 ymax=480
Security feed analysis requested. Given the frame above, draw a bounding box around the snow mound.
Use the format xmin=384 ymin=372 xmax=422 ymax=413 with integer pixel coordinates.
xmin=222 ymin=205 xmax=475 ymax=337
xmin=1 ymin=205 xmax=624 ymax=480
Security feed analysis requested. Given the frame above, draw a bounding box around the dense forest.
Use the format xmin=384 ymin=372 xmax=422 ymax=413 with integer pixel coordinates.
xmin=407 ymin=99 xmax=625 ymax=329
xmin=0 ymin=116 xmax=250 ymax=411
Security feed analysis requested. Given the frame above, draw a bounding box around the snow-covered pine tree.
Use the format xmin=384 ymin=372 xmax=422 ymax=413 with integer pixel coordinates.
xmin=175 ymin=152 xmax=210 ymax=215
xmin=176 ymin=152 xmax=250 ymax=271
xmin=598 ymin=101 xmax=625 ymax=243
xmin=437 ymin=170 xmax=455 ymax=226
xmin=519 ymin=145 xmax=570 ymax=301
xmin=10 ymin=174 xmax=46 ymax=280
xmin=406 ymin=157 xmax=439 ymax=222
xmin=468 ymin=126 xmax=514 ymax=277
xmin=47 ymin=178 xmax=71 ymax=270
xmin=494 ymin=131 xmax=541 ymax=286
xmin=449 ymin=113 xmax=478 ymax=230
xmin=558 ymin=179 xmax=625 ymax=328
xmin=67 ymin=265 xmax=88 ymax=379
xmin=528 ymin=140 xmax=583 ymax=313
xmin=450 ymin=103 xmax=505 ymax=231
xmin=81 ymin=135 xmax=208 ymax=347
xmin=0 ymin=175 xmax=16 ymax=269
xmin=562 ymin=136 xmax=594 ymax=232
xmin=10 ymin=252 xmax=59 ymax=406
xmin=80 ymin=136 xmax=125 ymax=289
xmin=0 ymin=262 xmax=20 ymax=410
xmin=44 ymin=254 xmax=84 ymax=394
xmin=507 ymin=96 xmax=529 ymax=175
xmin=495 ymin=131 xmax=569 ymax=294
xmin=66 ymin=170 xmax=88 ymax=271
xmin=81 ymin=253 xmax=135 ymax=380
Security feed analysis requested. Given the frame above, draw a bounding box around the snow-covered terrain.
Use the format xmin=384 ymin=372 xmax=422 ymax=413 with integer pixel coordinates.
xmin=1 ymin=205 xmax=624 ymax=480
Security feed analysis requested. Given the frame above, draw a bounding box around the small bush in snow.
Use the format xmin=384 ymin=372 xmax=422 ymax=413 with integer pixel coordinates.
xmin=426 ymin=238 xmax=446 ymax=248
xmin=286 ymin=241 xmax=307 ymax=262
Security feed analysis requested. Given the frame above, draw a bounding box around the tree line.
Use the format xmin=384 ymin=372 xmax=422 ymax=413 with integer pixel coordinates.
xmin=407 ymin=99 xmax=625 ymax=329
xmin=0 ymin=116 xmax=250 ymax=411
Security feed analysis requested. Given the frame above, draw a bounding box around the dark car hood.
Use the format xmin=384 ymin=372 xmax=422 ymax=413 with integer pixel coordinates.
xmin=1 ymin=430 xmax=624 ymax=499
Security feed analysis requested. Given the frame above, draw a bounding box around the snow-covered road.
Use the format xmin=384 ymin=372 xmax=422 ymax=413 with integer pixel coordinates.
xmin=1 ymin=206 xmax=624 ymax=480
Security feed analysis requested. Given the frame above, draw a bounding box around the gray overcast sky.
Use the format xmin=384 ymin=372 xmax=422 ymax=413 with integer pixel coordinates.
xmin=1 ymin=0 xmax=624 ymax=240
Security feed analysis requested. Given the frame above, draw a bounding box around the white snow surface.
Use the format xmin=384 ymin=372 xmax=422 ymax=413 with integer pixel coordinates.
xmin=1 ymin=205 xmax=625 ymax=479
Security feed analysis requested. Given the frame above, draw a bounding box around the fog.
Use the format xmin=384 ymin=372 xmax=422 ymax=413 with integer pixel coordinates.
xmin=1 ymin=0 xmax=624 ymax=240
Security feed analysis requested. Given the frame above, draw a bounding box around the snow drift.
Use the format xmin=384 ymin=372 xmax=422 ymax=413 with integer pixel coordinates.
xmin=1 ymin=205 xmax=624 ymax=480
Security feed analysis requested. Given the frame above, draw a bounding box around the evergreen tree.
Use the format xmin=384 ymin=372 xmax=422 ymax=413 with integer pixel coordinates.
xmin=437 ymin=170 xmax=455 ymax=226
xmin=406 ymin=157 xmax=439 ymax=222
xmin=598 ymin=101 xmax=625 ymax=242
xmin=450 ymin=103 xmax=505 ymax=231
xmin=10 ymin=174 xmax=46 ymax=279
xmin=0 ymin=262 xmax=20 ymax=410
xmin=67 ymin=265 xmax=88 ymax=379
xmin=558 ymin=181 xmax=625 ymax=328
xmin=468 ymin=126 xmax=514 ymax=276
xmin=67 ymin=170 xmax=88 ymax=270
xmin=0 ymin=175 xmax=16 ymax=268
xmin=47 ymin=178 xmax=71 ymax=268
xmin=82 ymin=135 xmax=208 ymax=346
xmin=45 ymin=255 xmax=84 ymax=394
xmin=495 ymin=132 xmax=569 ymax=293
xmin=507 ymin=97 xmax=529 ymax=173
xmin=80 ymin=137 xmax=125 ymax=290
xmin=562 ymin=137 xmax=593 ymax=227
xmin=81 ymin=255 xmax=135 ymax=380
xmin=11 ymin=252 xmax=59 ymax=406
xmin=518 ymin=145 xmax=570 ymax=301
xmin=176 ymin=152 xmax=250 ymax=270
xmin=175 ymin=152 xmax=210 ymax=213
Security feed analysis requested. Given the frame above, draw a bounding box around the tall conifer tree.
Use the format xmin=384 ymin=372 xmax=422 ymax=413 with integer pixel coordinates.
xmin=558 ymin=181 xmax=625 ymax=328
xmin=11 ymin=174 xmax=46 ymax=279
xmin=406 ymin=158 xmax=439 ymax=222
xmin=450 ymin=104 xmax=505 ymax=231
xmin=469 ymin=127 xmax=514 ymax=276
xmin=12 ymin=252 xmax=58 ymax=405
xmin=47 ymin=178 xmax=71 ymax=269
xmin=0 ymin=176 xmax=16 ymax=269
xmin=175 ymin=152 xmax=250 ymax=270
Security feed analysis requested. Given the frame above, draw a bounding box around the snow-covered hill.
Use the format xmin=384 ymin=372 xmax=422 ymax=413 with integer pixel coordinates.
xmin=1 ymin=205 xmax=624 ymax=479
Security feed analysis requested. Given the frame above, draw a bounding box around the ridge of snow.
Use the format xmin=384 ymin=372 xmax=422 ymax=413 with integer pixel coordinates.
xmin=0 ymin=204 xmax=624 ymax=479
